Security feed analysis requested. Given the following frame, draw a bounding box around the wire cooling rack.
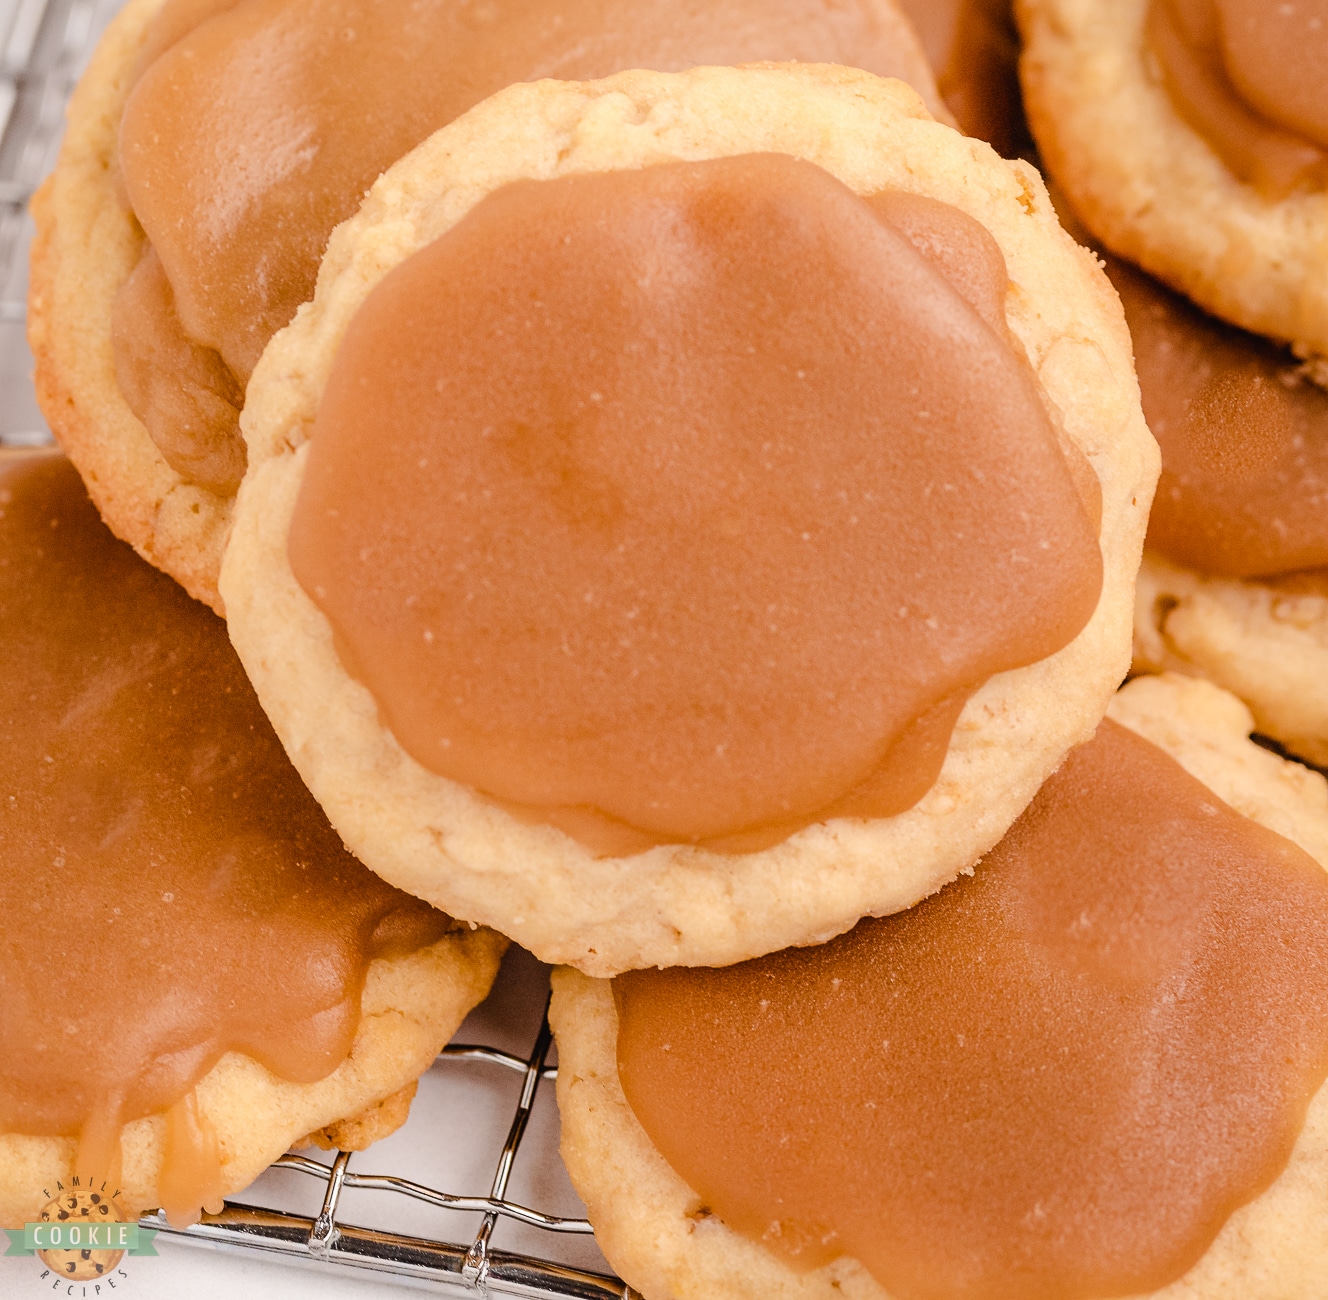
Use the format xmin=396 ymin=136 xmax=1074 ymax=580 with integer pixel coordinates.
xmin=0 ymin=0 xmax=121 ymax=317
xmin=2 ymin=0 xmax=129 ymax=445
xmin=141 ymin=979 xmax=638 ymax=1300
xmin=0 ymin=2 xmax=635 ymax=1294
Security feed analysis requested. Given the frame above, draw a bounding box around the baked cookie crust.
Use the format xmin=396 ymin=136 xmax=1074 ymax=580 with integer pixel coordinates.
xmin=551 ymin=672 xmax=1328 ymax=1300
xmin=1017 ymin=0 xmax=1328 ymax=362
xmin=1135 ymin=552 xmax=1328 ymax=768
xmin=0 ymin=925 xmax=506 ymax=1229
xmin=27 ymin=0 xmax=232 ymax=612
xmin=222 ymin=63 xmax=1157 ymax=976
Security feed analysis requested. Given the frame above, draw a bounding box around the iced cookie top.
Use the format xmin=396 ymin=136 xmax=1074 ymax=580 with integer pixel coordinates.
xmin=1107 ymin=254 xmax=1328 ymax=578
xmin=287 ymin=153 xmax=1103 ymax=856
xmin=0 ymin=453 xmax=452 ymax=1224
xmin=614 ymin=718 xmax=1328 ymax=1299
xmin=111 ymin=0 xmax=940 ymax=493
xmin=1148 ymin=0 xmax=1328 ymax=196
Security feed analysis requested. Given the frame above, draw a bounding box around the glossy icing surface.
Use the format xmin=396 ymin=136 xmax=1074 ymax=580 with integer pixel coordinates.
xmin=896 ymin=0 xmax=1028 ymax=156
xmin=0 ymin=453 xmax=452 ymax=1223
xmin=1149 ymin=0 xmax=1328 ymax=195
xmin=1108 ymin=255 xmax=1328 ymax=578
xmin=289 ymin=155 xmax=1102 ymax=855
xmin=615 ymin=720 xmax=1328 ymax=1299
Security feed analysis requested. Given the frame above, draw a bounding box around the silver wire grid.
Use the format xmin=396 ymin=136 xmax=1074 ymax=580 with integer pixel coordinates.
xmin=2 ymin=0 xmax=126 ymax=445
xmin=0 ymin=0 xmax=123 ymax=319
xmin=0 ymin=1 xmax=635 ymax=1293
xmin=140 ymin=986 xmax=638 ymax=1299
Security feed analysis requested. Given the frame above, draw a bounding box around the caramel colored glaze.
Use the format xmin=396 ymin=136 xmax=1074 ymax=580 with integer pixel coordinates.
xmin=289 ymin=154 xmax=1102 ymax=856
xmin=128 ymin=0 xmax=240 ymax=82
xmin=615 ymin=719 xmax=1328 ymax=1300
xmin=868 ymin=190 xmax=1103 ymax=531
xmin=156 ymin=1091 xmax=224 ymax=1227
xmin=111 ymin=246 xmax=245 ymax=494
xmin=0 ymin=453 xmax=454 ymax=1224
xmin=868 ymin=190 xmax=1012 ymax=337
xmin=112 ymin=0 xmax=941 ymax=491
xmin=1148 ymin=0 xmax=1328 ymax=196
xmin=1214 ymin=0 xmax=1328 ymax=147
xmin=895 ymin=0 xmax=1030 ymax=157
xmin=1106 ymin=253 xmax=1328 ymax=577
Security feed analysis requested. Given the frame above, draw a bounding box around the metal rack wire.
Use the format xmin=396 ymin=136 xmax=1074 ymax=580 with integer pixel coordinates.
xmin=0 ymin=0 xmax=122 ymax=320
xmin=0 ymin=1 xmax=636 ymax=1293
xmin=141 ymin=989 xmax=638 ymax=1299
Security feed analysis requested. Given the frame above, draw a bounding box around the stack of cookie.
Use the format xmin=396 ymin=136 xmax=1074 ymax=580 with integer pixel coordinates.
xmin=8 ymin=0 xmax=1328 ymax=1296
xmin=1021 ymin=0 xmax=1328 ymax=768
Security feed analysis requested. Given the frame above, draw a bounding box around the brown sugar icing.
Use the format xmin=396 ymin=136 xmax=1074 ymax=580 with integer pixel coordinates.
xmin=0 ymin=452 xmax=454 ymax=1226
xmin=613 ymin=719 xmax=1328 ymax=1300
xmin=112 ymin=0 xmax=942 ymax=493
xmin=111 ymin=246 xmax=246 ymax=494
xmin=1106 ymin=253 xmax=1328 ymax=579
xmin=287 ymin=153 xmax=1103 ymax=858
xmin=1147 ymin=0 xmax=1328 ymax=197
xmin=895 ymin=0 xmax=1028 ymax=157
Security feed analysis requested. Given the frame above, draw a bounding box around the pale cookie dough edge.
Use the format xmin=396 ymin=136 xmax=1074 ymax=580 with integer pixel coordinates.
xmin=1134 ymin=552 xmax=1328 ymax=767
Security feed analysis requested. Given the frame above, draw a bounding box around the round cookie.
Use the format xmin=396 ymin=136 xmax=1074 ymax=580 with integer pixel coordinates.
xmin=0 ymin=925 xmax=505 ymax=1229
xmin=221 ymin=62 xmax=1156 ymax=977
xmin=551 ymin=671 xmax=1328 ymax=1300
xmin=1017 ymin=0 xmax=1328 ymax=363
xmin=28 ymin=0 xmax=949 ymax=616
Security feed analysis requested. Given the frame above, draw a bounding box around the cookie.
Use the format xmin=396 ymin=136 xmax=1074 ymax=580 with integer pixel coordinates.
xmin=1017 ymin=0 xmax=1328 ymax=361
xmin=1136 ymin=558 xmax=1328 ymax=767
xmin=28 ymin=0 xmax=946 ymax=613
xmin=222 ymin=63 xmax=1156 ymax=975
xmin=299 ymin=1081 xmax=420 ymax=1153
xmin=0 ymin=449 xmax=507 ymax=1229
xmin=0 ymin=931 xmax=503 ymax=1230
xmin=1051 ymin=211 xmax=1328 ymax=769
xmin=551 ymin=672 xmax=1328 ymax=1300
xmin=27 ymin=0 xmax=232 ymax=611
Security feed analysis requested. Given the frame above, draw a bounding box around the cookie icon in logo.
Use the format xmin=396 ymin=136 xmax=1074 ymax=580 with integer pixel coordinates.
xmin=37 ymin=1186 xmax=125 ymax=1280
